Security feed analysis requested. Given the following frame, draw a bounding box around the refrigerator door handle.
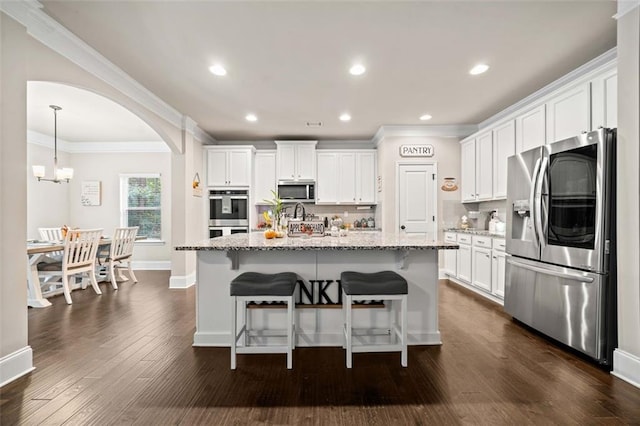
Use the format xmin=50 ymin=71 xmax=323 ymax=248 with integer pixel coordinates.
xmin=534 ymin=155 xmax=548 ymax=250
xmin=507 ymin=258 xmax=594 ymax=283
xmin=529 ymin=157 xmax=542 ymax=245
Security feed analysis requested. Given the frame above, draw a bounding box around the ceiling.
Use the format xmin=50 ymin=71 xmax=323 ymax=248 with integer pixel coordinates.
xmin=37 ymin=1 xmax=617 ymax=142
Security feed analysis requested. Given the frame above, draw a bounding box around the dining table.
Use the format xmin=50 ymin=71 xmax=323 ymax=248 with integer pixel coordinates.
xmin=27 ymin=238 xmax=119 ymax=308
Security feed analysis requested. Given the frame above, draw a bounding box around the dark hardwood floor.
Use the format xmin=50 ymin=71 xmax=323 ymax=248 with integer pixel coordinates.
xmin=2 ymin=271 xmax=640 ymax=425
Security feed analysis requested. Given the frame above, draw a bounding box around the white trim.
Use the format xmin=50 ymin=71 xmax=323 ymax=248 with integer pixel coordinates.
xmin=194 ymin=126 xmax=216 ymax=145
xmin=373 ymin=125 xmax=477 ymax=147
xmin=130 ymin=260 xmax=170 ymax=270
xmin=446 ymin=276 xmax=505 ymax=306
xmin=614 ymin=1 xmax=640 ymax=19
xmin=170 ymin=270 xmax=196 ymax=289
xmin=478 ymin=48 xmax=617 ymax=130
xmin=27 ymin=130 xmax=169 ymax=153
xmin=0 ymin=346 xmax=35 ymax=388
xmin=612 ymin=349 xmax=640 ymax=389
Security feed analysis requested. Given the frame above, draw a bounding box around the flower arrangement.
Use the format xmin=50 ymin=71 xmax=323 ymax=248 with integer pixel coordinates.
xmin=263 ymin=190 xmax=285 ymax=238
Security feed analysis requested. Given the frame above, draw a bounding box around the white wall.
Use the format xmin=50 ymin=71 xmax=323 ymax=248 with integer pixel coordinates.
xmin=26 ymin=143 xmax=70 ymax=239
xmin=376 ymin=135 xmax=462 ymax=236
xmin=613 ymin=4 xmax=640 ymax=387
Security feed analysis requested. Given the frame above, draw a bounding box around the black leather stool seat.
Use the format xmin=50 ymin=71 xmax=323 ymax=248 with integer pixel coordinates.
xmin=341 ymin=271 xmax=408 ymax=295
xmin=230 ymin=272 xmax=297 ymax=296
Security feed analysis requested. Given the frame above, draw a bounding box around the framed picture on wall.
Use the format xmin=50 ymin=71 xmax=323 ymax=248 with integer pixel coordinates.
xmin=81 ymin=180 xmax=102 ymax=206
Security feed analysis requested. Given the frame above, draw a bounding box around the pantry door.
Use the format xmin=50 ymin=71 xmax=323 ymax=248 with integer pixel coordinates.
xmin=397 ymin=163 xmax=437 ymax=237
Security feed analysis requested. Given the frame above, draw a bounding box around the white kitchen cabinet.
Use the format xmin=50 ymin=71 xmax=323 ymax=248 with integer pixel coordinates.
xmin=471 ymin=235 xmax=492 ymax=292
xmin=461 ymin=133 xmax=491 ymax=203
xmin=460 ymin=139 xmax=476 ymax=203
xmin=546 ymin=82 xmax=591 ymax=144
xmin=475 ymin=131 xmax=493 ymax=201
xmin=316 ymin=152 xmax=338 ymax=203
xmin=516 ymin=104 xmax=546 ymax=154
xmin=253 ymin=150 xmax=276 ymax=204
xmin=456 ymin=234 xmax=472 ymax=282
xmin=206 ymin=146 xmax=253 ymax=187
xmin=443 ymin=232 xmax=457 ymax=277
xmin=356 ymin=151 xmax=376 ymax=204
xmin=491 ymin=238 xmax=506 ymax=299
xmin=275 ymin=141 xmax=317 ymax=181
xmin=316 ymin=150 xmax=376 ymax=205
xmin=492 ymin=120 xmax=515 ymax=199
xmin=591 ymin=68 xmax=617 ymax=130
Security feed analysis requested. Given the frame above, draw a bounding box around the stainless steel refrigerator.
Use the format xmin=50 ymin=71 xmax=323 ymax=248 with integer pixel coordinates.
xmin=505 ymin=128 xmax=616 ymax=367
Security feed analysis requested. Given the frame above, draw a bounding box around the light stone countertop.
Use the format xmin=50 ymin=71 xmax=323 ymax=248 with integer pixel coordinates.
xmin=176 ymin=231 xmax=458 ymax=251
xmin=443 ymin=228 xmax=506 ymax=238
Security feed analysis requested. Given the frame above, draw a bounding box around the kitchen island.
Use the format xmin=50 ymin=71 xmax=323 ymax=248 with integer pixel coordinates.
xmin=176 ymin=232 xmax=457 ymax=347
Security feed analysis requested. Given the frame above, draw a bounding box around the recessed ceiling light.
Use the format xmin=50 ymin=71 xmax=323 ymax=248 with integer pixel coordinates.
xmin=339 ymin=113 xmax=351 ymax=122
xmin=349 ymin=64 xmax=366 ymax=76
xmin=209 ymin=64 xmax=227 ymax=76
xmin=469 ymin=64 xmax=489 ymax=75
xmin=419 ymin=114 xmax=432 ymax=121
xmin=245 ymin=114 xmax=257 ymax=122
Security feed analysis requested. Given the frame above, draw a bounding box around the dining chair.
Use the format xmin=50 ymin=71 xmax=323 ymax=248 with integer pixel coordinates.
xmin=101 ymin=226 xmax=139 ymax=290
xmin=38 ymin=227 xmax=63 ymax=241
xmin=37 ymin=228 xmax=104 ymax=304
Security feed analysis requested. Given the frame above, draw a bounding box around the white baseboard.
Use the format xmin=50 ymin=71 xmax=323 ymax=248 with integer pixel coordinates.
xmin=0 ymin=346 xmax=35 ymax=388
xmin=612 ymin=349 xmax=640 ymax=389
xmin=169 ymin=270 xmax=196 ymax=289
xmin=438 ymin=269 xmax=448 ymax=279
xmin=131 ymin=260 xmax=171 ymax=270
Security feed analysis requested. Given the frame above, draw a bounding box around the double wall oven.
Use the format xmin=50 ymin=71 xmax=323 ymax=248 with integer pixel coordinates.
xmin=208 ymin=189 xmax=249 ymax=238
xmin=505 ymin=128 xmax=616 ymax=367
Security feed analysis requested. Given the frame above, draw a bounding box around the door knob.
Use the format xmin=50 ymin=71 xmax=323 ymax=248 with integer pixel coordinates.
xmin=401 ymin=225 xmax=406 ymax=230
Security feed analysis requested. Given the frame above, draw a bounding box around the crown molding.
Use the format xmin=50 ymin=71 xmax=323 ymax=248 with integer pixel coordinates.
xmin=27 ymin=130 xmax=170 ymax=153
xmin=479 ymin=47 xmax=617 ymax=130
xmin=614 ymin=1 xmax=640 ymax=19
xmin=1 ymin=0 xmax=192 ymax=134
xmin=372 ymin=124 xmax=477 ymax=147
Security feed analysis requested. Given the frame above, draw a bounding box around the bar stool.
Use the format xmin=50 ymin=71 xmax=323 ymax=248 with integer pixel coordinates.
xmin=230 ymin=272 xmax=298 ymax=370
xmin=341 ymin=271 xmax=408 ymax=368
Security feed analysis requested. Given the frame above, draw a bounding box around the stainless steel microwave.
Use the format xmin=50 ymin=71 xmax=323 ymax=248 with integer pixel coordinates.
xmin=277 ymin=182 xmax=315 ymax=203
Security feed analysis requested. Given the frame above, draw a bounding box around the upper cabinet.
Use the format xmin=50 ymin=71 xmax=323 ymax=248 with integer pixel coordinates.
xmin=316 ymin=150 xmax=377 ymax=205
xmin=591 ymin=68 xmax=618 ymax=130
xmin=275 ymin=141 xmax=317 ymax=181
xmin=460 ymin=132 xmax=492 ymax=203
xmin=546 ymin=82 xmax=591 ymax=143
xmin=460 ymin=58 xmax=616 ymax=203
xmin=460 ymin=139 xmax=477 ymax=203
xmin=475 ymin=131 xmax=493 ymax=201
xmin=205 ymin=146 xmax=253 ymax=187
xmin=253 ymin=150 xmax=276 ymax=204
xmin=492 ymin=120 xmax=515 ymax=199
xmin=516 ymin=104 xmax=546 ymax=153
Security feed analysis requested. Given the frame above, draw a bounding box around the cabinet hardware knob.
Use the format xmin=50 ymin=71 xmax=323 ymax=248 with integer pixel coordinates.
xmin=401 ymin=225 xmax=406 ymax=230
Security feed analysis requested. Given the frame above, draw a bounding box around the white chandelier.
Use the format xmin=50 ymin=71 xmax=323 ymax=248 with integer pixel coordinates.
xmin=32 ymin=105 xmax=74 ymax=183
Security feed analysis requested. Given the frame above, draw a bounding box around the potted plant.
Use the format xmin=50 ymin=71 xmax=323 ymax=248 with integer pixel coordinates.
xmin=263 ymin=190 xmax=285 ymax=238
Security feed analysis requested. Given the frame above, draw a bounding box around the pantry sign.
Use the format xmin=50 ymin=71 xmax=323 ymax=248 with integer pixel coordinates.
xmin=399 ymin=144 xmax=434 ymax=157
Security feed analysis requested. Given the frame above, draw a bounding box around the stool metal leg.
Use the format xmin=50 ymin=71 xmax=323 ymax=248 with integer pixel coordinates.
xmin=346 ymin=293 xmax=353 ymax=369
xmin=287 ymin=295 xmax=293 ymax=369
xmin=401 ymin=294 xmax=408 ymax=367
xmin=231 ymin=296 xmax=237 ymax=370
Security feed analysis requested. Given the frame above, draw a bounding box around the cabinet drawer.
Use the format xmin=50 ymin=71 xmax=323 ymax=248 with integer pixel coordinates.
xmin=472 ymin=235 xmax=492 ymax=248
xmin=444 ymin=232 xmax=457 ymax=243
xmin=457 ymin=234 xmax=472 ymax=245
xmin=493 ymin=238 xmax=506 ymax=251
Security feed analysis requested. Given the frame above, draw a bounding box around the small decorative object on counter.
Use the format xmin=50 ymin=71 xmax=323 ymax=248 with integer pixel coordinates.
xmin=460 ymin=215 xmax=469 ymax=230
xmin=367 ymin=217 xmax=375 ymax=228
xmin=353 ymin=219 xmax=361 ymax=228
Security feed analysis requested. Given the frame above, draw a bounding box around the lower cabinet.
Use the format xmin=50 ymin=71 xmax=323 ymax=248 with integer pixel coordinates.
xmin=491 ymin=238 xmax=506 ymax=298
xmin=443 ymin=231 xmax=505 ymax=304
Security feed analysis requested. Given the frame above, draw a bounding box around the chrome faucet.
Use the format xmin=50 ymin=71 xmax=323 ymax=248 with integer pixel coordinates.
xmin=293 ymin=202 xmax=306 ymax=220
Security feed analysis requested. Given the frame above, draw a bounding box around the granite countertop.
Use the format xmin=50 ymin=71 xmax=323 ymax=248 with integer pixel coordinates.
xmin=176 ymin=231 xmax=459 ymax=251
xmin=444 ymin=228 xmax=506 ymax=238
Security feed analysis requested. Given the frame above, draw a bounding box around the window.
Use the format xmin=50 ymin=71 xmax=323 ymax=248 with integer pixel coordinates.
xmin=120 ymin=174 xmax=162 ymax=240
